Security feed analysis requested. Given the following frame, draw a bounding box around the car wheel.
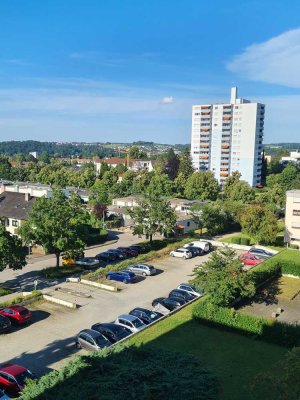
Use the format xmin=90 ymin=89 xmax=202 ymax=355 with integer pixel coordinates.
xmin=171 ymin=253 xmax=175 ymax=257
xmin=76 ymin=341 xmax=81 ymax=349
xmin=107 ymin=275 xmax=111 ymax=280
xmin=142 ymin=272 xmax=147 ymax=277
xmin=123 ymin=279 xmax=128 ymax=284
xmin=183 ymin=256 xmax=187 ymax=260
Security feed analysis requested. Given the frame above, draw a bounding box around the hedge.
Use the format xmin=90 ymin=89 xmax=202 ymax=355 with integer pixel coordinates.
xmin=193 ymin=300 xmax=300 ymax=348
xmin=19 ymin=345 xmax=219 ymax=400
xmin=240 ymin=237 xmax=250 ymax=246
xmin=248 ymin=259 xmax=281 ymax=287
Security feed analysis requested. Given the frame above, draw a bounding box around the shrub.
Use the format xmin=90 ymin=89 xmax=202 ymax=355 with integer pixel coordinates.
xmin=0 ymin=287 xmax=13 ymax=297
xmin=249 ymin=259 xmax=281 ymax=287
xmin=20 ymin=345 xmax=219 ymax=400
xmin=193 ymin=300 xmax=300 ymax=348
xmin=0 ymin=291 xmax=42 ymax=307
xmin=240 ymin=237 xmax=250 ymax=246
xmin=289 ymin=244 xmax=299 ymax=250
xmin=231 ymin=237 xmax=241 ymax=244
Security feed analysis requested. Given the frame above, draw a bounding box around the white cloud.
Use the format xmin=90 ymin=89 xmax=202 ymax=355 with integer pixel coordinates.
xmin=161 ymin=96 xmax=174 ymax=104
xmin=227 ymin=28 xmax=300 ymax=88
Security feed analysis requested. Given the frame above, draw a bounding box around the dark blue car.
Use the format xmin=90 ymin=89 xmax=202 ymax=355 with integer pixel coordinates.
xmin=106 ymin=270 xmax=136 ymax=284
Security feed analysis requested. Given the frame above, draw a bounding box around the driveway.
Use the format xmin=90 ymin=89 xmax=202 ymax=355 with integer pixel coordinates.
xmin=0 ymin=251 xmax=209 ymax=375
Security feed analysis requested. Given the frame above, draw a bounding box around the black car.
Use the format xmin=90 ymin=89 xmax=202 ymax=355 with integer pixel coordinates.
xmin=95 ymin=252 xmax=116 ymax=262
xmin=129 ymin=307 xmax=163 ymax=325
xmin=107 ymin=249 xmax=127 ymax=259
xmin=0 ymin=314 xmax=11 ymax=333
xmin=128 ymin=245 xmax=146 ymax=254
xmin=169 ymin=289 xmax=197 ymax=302
xmin=184 ymin=246 xmax=201 ymax=257
xmin=152 ymin=297 xmax=185 ymax=311
xmin=91 ymin=323 xmax=131 ymax=343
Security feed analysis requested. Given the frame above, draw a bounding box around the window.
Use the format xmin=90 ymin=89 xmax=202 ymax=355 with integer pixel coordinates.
xmin=12 ymin=220 xmax=19 ymax=227
xmin=293 ymin=210 xmax=300 ymax=216
xmin=187 ymin=221 xmax=190 ymax=227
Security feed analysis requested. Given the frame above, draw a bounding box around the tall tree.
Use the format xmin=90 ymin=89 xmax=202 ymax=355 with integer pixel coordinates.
xmin=184 ymin=172 xmax=219 ymax=201
xmin=128 ymin=196 xmax=177 ymax=243
xmin=0 ymin=224 xmax=27 ymax=272
xmin=178 ymin=148 xmax=194 ymax=179
xmin=147 ymin=173 xmax=173 ymax=198
xmin=165 ymin=149 xmax=180 ymax=180
xmin=240 ymin=203 xmax=279 ymax=244
xmin=19 ymin=191 xmax=89 ymax=267
xmin=193 ymin=247 xmax=255 ymax=307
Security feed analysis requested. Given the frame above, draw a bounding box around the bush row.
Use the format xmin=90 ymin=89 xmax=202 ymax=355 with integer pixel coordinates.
xmin=193 ymin=300 xmax=300 ymax=348
xmin=230 ymin=237 xmax=250 ymax=246
xmin=0 ymin=291 xmax=42 ymax=308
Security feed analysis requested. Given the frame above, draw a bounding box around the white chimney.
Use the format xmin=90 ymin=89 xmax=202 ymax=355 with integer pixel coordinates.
xmin=230 ymin=87 xmax=238 ymax=104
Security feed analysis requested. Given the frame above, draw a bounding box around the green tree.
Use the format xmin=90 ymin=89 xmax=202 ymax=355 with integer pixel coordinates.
xmin=240 ymin=203 xmax=279 ymax=244
xmin=99 ymin=161 xmax=110 ymax=178
xmin=128 ymin=196 xmax=177 ymax=243
xmin=199 ymin=203 xmax=229 ymax=236
xmin=128 ymin=146 xmax=147 ymax=159
xmin=253 ymin=347 xmax=300 ymax=400
xmin=165 ymin=148 xmax=180 ymax=180
xmin=19 ymin=191 xmax=89 ymax=267
xmin=185 ymin=172 xmax=219 ymax=201
xmin=0 ymin=224 xmax=27 ymax=272
xmin=147 ymin=173 xmax=173 ymax=198
xmin=223 ymin=171 xmax=255 ymax=203
xmin=178 ymin=148 xmax=194 ymax=179
xmin=192 ymin=247 xmax=255 ymax=307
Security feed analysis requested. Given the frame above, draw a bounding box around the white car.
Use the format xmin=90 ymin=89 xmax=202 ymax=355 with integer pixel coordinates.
xmin=183 ymin=241 xmax=211 ymax=253
xmin=170 ymin=248 xmax=192 ymax=259
xmin=177 ymin=283 xmax=204 ymax=298
xmin=115 ymin=314 xmax=146 ymax=333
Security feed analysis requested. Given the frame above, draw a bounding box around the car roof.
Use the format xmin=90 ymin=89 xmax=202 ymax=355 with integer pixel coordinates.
xmin=4 ymin=305 xmax=25 ymax=312
xmin=79 ymin=329 xmax=103 ymax=338
xmin=117 ymin=314 xmax=139 ymax=322
xmin=131 ymin=307 xmax=149 ymax=313
xmin=0 ymin=364 xmax=27 ymax=375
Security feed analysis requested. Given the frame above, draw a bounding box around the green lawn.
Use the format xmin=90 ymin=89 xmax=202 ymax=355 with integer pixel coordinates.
xmin=275 ymin=248 xmax=300 ymax=263
xmin=129 ymin=301 xmax=287 ymax=400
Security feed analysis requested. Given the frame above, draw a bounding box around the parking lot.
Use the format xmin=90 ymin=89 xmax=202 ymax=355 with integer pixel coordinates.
xmin=0 ymin=251 xmax=211 ymax=375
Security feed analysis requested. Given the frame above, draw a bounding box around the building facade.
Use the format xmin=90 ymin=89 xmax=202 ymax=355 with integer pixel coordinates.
xmin=285 ymin=190 xmax=300 ymax=248
xmin=191 ymin=87 xmax=265 ymax=187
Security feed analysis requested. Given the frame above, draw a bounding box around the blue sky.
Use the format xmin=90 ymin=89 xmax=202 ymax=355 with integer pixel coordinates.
xmin=1 ymin=0 xmax=300 ymax=144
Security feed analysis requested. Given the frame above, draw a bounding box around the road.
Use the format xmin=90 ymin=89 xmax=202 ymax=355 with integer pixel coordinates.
xmin=0 ymin=250 xmax=210 ymax=376
xmin=0 ymin=230 xmax=145 ymax=292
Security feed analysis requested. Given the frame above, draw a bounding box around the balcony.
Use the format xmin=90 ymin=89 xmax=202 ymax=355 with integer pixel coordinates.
xmin=201 ymin=112 xmax=211 ymax=116
xmin=220 ymin=167 xmax=228 ymax=171
xmin=200 ymin=155 xmax=209 ymax=159
xmin=220 ymin=173 xmax=228 ymax=177
xmin=200 ymin=128 xmax=210 ymax=132
xmin=223 ymin=116 xmax=232 ymax=121
xmin=200 ymin=145 xmax=209 ymax=149
xmin=221 ymin=145 xmax=230 ymax=149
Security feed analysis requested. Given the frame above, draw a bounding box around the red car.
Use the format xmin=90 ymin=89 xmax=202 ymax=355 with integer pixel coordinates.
xmin=0 ymin=364 xmax=35 ymax=397
xmin=240 ymin=253 xmax=263 ymax=266
xmin=0 ymin=305 xmax=32 ymax=325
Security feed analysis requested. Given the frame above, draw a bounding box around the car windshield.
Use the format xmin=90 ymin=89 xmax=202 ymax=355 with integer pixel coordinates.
xmin=95 ymin=335 xmax=109 ymax=346
xmin=131 ymin=318 xmax=144 ymax=328
xmin=16 ymin=370 xmax=34 ymax=386
xmin=19 ymin=309 xmax=29 ymax=316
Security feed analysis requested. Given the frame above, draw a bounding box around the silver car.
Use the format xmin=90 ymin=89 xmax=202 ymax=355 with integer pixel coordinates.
xmin=127 ymin=263 xmax=157 ymax=276
xmin=115 ymin=314 xmax=146 ymax=333
xmin=75 ymin=329 xmax=112 ymax=351
xmin=76 ymin=257 xmax=99 ymax=268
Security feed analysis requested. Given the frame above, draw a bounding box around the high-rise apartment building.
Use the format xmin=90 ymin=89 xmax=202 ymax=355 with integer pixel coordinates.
xmin=191 ymin=87 xmax=265 ymax=187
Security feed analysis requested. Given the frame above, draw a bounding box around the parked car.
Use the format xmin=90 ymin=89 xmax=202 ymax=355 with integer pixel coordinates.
xmin=0 ymin=306 xmax=32 ymax=325
xmin=75 ymin=329 xmax=112 ymax=351
xmin=248 ymin=247 xmax=273 ymax=259
xmin=128 ymin=245 xmax=146 ymax=254
xmin=184 ymin=241 xmax=211 ymax=253
xmin=129 ymin=307 xmax=163 ymax=325
xmin=152 ymin=297 xmax=185 ymax=311
xmin=0 ymin=388 xmax=10 ymax=400
xmin=0 ymin=364 xmax=35 ymax=397
xmin=127 ymin=263 xmax=156 ymax=276
xmin=115 ymin=314 xmax=146 ymax=333
xmin=62 ymin=257 xmax=76 ymax=266
xmin=0 ymin=315 xmax=11 ymax=334
xmin=177 ymin=283 xmax=204 ymax=298
xmin=106 ymin=249 xmax=127 ymax=259
xmin=168 ymin=289 xmax=197 ymax=302
xmin=117 ymin=247 xmax=138 ymax=257
xmin=184 ymin=246 xmax=200 ymax=257
xmin=91 ymin=323 xmax=131 ymax=343
xmin=76 ymin=257 xmax=99 ymax=268
xmin=106 ymin=270 xmax=137 ymax=284
xmin=95 ymin=252 xmax=116 ymax=262
xmin=240 ymin=253 xmax=263 ymax=266
xmin=170 ymin=248 xmax=192 ymax=259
